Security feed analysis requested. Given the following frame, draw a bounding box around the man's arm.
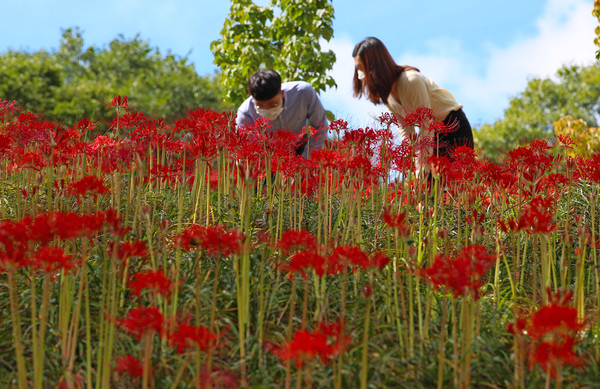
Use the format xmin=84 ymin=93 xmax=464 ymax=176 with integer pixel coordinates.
xmin=235 ymin=97 xmax=256 ymax=128
xmin=304 ymin=85 xmax=328 ymax=151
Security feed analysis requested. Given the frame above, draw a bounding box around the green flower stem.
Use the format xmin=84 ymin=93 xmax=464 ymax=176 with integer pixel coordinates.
xmin=360 ymin=278 xmax=373 ymax=389
xmin=436 ymin=300 xmax=448 ymax=389
xmin=284 ymin=278 xmax=297 ymax=389
xmin=8 ymin=270 xmax=28 ymax=389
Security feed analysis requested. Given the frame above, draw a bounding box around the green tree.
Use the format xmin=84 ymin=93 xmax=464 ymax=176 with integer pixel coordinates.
xmin=594 ymin=0 xmax=600 ymax=59
xmin=0 ymin=28 xmax=223 ymax=125
xmin=474 ymin=62 xmax=600 ymax=161
xmin=0 ymin=50 xmax=63 ymax=116
xmin=211 ymin=0 xmax=336 ymax=107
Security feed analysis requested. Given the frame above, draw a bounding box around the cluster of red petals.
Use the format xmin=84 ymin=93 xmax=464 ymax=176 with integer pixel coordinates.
xmin=118 ymin=305 xmax=225 ymax=356
xmin=177 ymin=224 xmax=244 ymax=256
xmin=277 ymin=230 xmax=390 ymax=278
xmin=575 ymin=154 xmax=600 ymax=183
xmin=402 ymin=107 xmax=435 ymax=128
xmin=197 ymin=366 xmax=239 ymax=389
xmin=328 ymin=245 xmax=390 ymax=273
xmin=169 ymin=322 xmax=227 ymax=354
xmin=277 ymin=229 xmax=317 ymax=254
xmin=507 ymin=140 xmax=554 ymax=184
xmin=129 ymin=269 xmax=172 ymax=299
xmin=419 ymin=245 xmax=495 ymax=299
xmin=66 ymin=175 xmax=110 ymax=198
xmin=113 ymin=354 xmax=143 ymax=380
xmin=119 ymin=306 xmax=165 ymax=341
xmin=284 ymin=246 xmax=389 ymax=278
xmin=381 ymin=208 xmax=411 ymax=236
xmin=107 ymin=95 xmax=129 ymax=110
xmin=268 ymin=321 xmax=351 ymax=368
xmin=499 ymin=196 xmax=556 ymax=234
xmin=0 ymin=99 xmax=20 ymax=114
xmin=0 ymin=210 xmax=126 ymax=272
xmin=287 ymin=250 xmax=328 ymax=278
xmin=33 ymin=246 xmax=77 ymax=273
xmin=507 ymin=289 xmax=585 ymax=377
xmin=111 ymin=240 xmax=148 ymax=265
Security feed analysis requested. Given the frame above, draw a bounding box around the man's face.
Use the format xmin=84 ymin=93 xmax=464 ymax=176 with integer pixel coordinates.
xmin=254 ymin=90 xmax=284 ymax=110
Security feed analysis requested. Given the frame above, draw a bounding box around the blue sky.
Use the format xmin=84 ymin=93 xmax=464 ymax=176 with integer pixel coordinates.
xmin=0 ymin=0 xmax=596 ymax=128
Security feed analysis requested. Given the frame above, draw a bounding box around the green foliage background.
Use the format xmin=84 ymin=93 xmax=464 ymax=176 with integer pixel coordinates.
xmin=211 ymin=0 xmax=336 ymax=107
xmin=474 ymin=62 xmax=600 ymax=162
xmin=0 ymin=28 xmax=223 ymax=125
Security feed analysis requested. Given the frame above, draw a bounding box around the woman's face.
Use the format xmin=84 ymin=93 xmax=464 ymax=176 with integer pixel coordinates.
xmin=354 ymin=56 xmax=364 ymax=72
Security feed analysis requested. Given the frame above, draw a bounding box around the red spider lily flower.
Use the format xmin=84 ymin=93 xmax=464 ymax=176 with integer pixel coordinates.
xmin=107 ymin=95 xmax=129 ymax=111
xmin=129 ymin=269 xmax=172 ymax=299
xmin=419 ymin=245 xmax=495 ymax=299
xmin=0 ymin=222 xmax=28 ymax=271
xmin=370 ymin=252 xmax=391 ymax=270
xmin=32 ymin=246 xmax=78 ymax=273
xmin=169 ymin=323 xmax=227 ymax=354
xmin=174 ymin=108 xmax=232 ymax=137
xmin=538 ymin=173 xmax=570 ymax=197
xmin=177 ymin=225 xmax=243 ymax=257
xmin=0 ymin=133 xmax=12 ymax=154
xmin=119 ymin=306 xmax=165 ymax=341
xmin=75 ymin=118 xmax=96 ymax=131
xmin=197 ymin=366 xmax=239 ymax=389
xmin=66 ymin=175 xmax=110 ymax=198
xmin=508 ymin=289 xmax=586 ymax=378
xmin=4 ymin=111 xmax=56 ymax=151
xmin=328 ymin=245 xmax=370 ymax=272
xmin=329 ymin=118 xmax=349 ymax=135
xmin=528 ymin=335 xmax=584 ymax=378
xmin=268 ymin=320 xmax=351 ymax=368
xmin=507 ymin=140 xmax=554 ymax=184
xmin=87 ymin=135 xmax=121 ymax=152
xmin=381 ymin=208 xmax=411 ymax=237
xmin=177 ymin=114 xmax=225 ymax=160
xmin=575 ymin=154 xmax=600 ymax=183
xmin=113 ymin=354 xmax=143 ymax=380
xmin=10 ymin=151 xmax=48 ymax=171
xmin=478 ymin=160 xmax=517 ymax=192
xmin=339 ymin=127 xmax=380 ymax=158
xmin=277 ymin=230 xmax=318 ymax=254
xmin=464 ymin=210 xmax=485 ymax=225
xmin=310 ymin=149 xmax=345 ymax=170
xmin=117 ymin=111 xmax=153 ymax=130
xmin=503 ymin=196 xmax=557 ymax=235
xmin=428 ymin=119 xmax=457 ymax=134
xmin=556 ymin=134 xmax=576 ymax=149
xmin=522 ymin=289 xmax=584 ymax=340
xmin=268 ymin=130 xmax=306 ymax=161
xmin=402 ymin=107 xmax=435 ymax=128
xmin=347 ymin=155 xmax=374 ymax=176
xmin=441 ymin=145 xmax=479 ymax=183
xmin=427 ymin=154 xmax=451 ymax=177
xmin=286 ymin=250 xmax=328 ymax=279
xmin=0 ymin=210 xmax=126 ymax=250
xmin=111 ymin=240 xmax=148 ymax=265
xmin=378 ymin=112 xmax=400 ymax=128
xmin=0 ymin=99 xmax=20 ymax=116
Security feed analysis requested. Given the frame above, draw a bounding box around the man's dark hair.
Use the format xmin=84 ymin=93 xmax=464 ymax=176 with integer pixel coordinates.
xmin=248 ymin=69 xmax=282 ymax=101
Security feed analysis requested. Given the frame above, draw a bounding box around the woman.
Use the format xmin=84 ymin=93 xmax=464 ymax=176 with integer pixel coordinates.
xmin=352 ymin=37 xmax=474 ymax=164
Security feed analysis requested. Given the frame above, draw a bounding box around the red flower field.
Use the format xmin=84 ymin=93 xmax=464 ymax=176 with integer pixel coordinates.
xmin=0 ymin=98 xmax=599 ymax=388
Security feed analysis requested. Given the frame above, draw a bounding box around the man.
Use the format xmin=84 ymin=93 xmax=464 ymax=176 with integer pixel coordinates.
xmin=236 ymin=69 xmax=328 ymax=158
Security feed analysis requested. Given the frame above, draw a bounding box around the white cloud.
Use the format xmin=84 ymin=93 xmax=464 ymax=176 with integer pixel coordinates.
xmin=321 ymin=0 xmax=597 ymax=128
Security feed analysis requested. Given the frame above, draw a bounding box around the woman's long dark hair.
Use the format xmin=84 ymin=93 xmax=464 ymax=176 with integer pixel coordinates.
xmin=352 ymin=37 xmax=418 ymax=105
